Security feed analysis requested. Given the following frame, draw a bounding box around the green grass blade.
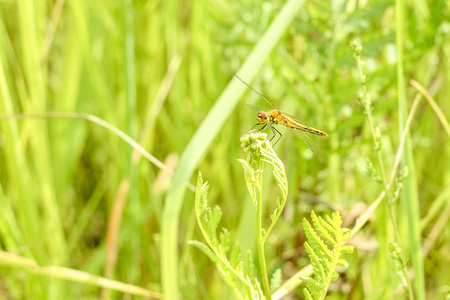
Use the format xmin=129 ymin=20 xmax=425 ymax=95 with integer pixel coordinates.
xmin=396 ymin=0 xmax=425 ymax=298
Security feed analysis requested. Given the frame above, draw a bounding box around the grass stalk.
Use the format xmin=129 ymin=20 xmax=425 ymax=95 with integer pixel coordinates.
xmin=0 ymin=250 xmax=162 ymax=299
xmin=396 ymin=0 xmax=425 ymax=298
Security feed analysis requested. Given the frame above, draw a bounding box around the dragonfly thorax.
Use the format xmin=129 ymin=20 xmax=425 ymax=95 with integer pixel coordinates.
xmin=257 ymin=111 xmax=268 ymax=124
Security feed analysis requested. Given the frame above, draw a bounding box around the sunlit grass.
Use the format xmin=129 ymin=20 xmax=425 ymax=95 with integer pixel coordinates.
xmin=0 ymin=0 xmax=449 ymax=299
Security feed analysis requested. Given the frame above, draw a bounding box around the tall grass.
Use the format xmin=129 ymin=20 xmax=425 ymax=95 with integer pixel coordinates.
xmin=0 ymin=0 xmax=449 ymax=299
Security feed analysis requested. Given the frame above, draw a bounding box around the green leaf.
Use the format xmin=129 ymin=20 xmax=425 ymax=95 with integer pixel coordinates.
xmin=243 ymin=249 xmax=256 ymax=278
xmin=248 ymin=278 xmax=265 ymax=300
xmin=270 ymin=268 xmax=282 ymax=294
xmin=312 ymin=212 xmax=336 ymax=247
xmin=188 ymin=240 xmax=222 ymax=265
xmin=303 ymin=217 xmax=332 ymax=259
xmin=303 ymin=288 xmax=313 ymax=300
xmin=302 ymin=211 xmax=353 ymax=299
xmin=193 ymin=172 xmax=250 ymax=294
xmin=303 ymin=277 xmax=324 ymax=299
xmin=212 ymin=206 xmax=223 ymax=228
xmin=219 ymin=229 xmax=231 ymax=254
xmin=229 ymin=242 xmax=243 ymax=268
xmin=304 ymin=242 xmax=325 ymax=282
xmin=341 ymin=245 xmax=354 ymax=254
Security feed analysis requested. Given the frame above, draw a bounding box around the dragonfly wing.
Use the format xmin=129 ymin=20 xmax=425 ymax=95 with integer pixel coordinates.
xmin=284 ymin=113 xmax=328 ymax=137
xmin=296 ymin=130 xmax=323 ymax=161
xmin=236 ymin=75 xmax=279 ymax=110
xmin=247 ymin=103 xmax=266 ymax=111
xmin=283 ymin=111 xmax=312 ymax=127
xmin=260 ymin=94 xmax=279 ymax=110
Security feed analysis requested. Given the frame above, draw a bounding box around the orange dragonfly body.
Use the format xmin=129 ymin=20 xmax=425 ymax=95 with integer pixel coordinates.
xmin=255 ymin=109 xmax=327 ymax=137
xmin=236 ymin=75 xmax=328 ymax=159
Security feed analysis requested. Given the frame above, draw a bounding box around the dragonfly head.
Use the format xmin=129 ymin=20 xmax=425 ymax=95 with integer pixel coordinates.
xmin=257 ymin=111 xmax=268 ymax=124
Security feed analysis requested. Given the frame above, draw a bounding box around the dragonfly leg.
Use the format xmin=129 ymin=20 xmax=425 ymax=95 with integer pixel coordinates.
xmin=248 ymin=123 xmax=281 ymax=146
xmin=250 ymin=123 xmax=266 ymax=131
xmin=270 ymin=125 xmax=282 ymax=146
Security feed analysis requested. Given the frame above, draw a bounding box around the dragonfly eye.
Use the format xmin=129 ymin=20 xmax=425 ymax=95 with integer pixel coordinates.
xmin=257 ymin=111 xmax=268 ymax=123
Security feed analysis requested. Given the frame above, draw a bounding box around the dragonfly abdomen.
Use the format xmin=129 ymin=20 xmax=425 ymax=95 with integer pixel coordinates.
xmin=267 ymin=109 xmax=328 ymax=137
xmin=291 ymin=123 xmax=328 ymax=137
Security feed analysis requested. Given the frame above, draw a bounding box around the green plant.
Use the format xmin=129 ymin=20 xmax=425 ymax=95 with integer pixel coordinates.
xmin=192 ymin=132 xmax=353 ymax=299
xmin=351 ymin=40 xmax=415 ymax=299
xmin=301 ymin=211 xmax=353 ymax=300
xmin=191 ymin=132 xmax=287 ymax=299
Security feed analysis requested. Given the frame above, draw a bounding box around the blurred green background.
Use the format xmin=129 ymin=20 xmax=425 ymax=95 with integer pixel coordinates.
xmin=0 ymin=0 xmax=449 ymax=299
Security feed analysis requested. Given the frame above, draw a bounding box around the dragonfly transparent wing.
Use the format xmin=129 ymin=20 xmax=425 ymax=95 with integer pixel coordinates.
xmin=236 ymin=75 xmax=279 ymax=110
xmin=283 ymin=111 xmax=314 ymax=129
xmin=247 ymin=103 xmax=267 ymax=112
xmin=296 ymin=130 xmax=323 ymax=161
xmin=283 ymin=112 xmax=328 ymax=137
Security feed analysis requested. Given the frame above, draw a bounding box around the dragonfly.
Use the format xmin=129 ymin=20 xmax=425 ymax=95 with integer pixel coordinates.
xmin=236 ymin=75 xmax=328 ymax=159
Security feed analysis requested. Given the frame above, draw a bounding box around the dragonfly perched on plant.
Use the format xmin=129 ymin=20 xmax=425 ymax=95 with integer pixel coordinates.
xmin=236 ymin=75 xmax=328 ymax=159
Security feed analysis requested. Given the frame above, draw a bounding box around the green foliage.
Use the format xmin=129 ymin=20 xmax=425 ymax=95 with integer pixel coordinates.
xmin=270 ymin=269 xmax=282 ymax=294
xmin=193 ymin=133 xmax=290 ymax=299
xmin=0 ymin=0 xmax=449 ymax=299
xmin=301 ymin=211 xmax=353 ymax=300
xmin=366 ymin=158 xmax=383 ymax=183
xmin=238 ymin=132 xmax=288 ymax=242
xmin=191 ymin=171 xmax=260 ymax=299
xmin=389 ymin=242 xmax=412 ymax=295
xmin=392 ymin=167 xmax=408 ymax=204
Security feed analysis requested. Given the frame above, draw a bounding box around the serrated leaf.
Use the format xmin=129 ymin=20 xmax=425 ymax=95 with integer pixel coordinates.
xmin=249 ymin=279 xmax=265 ymax=300
xmin=341 ymin=245 xmax=354 ymax=254
xmin=317 ymin=214 xmax=336 ymax=237
xmin=331 ymin=271 xmax=339 ymax=282
xmin=342 ymin=231 xmax=351 ymax=242
xmin=337 ymin=258 xmax=349 ymax=268
xmin=305 ymin=242 xmax=326 ymax=282
xmin=195 ymin=172 xmax=210 ymax=216
xmin=302 ymin=211 xmax=353 ymax=299
xmin=303 ymin=218 xmax=332 ymax=258
xmin=229 ymin=242 xmax=242 ymax=268
xmin=205 ymin=216 xmax=219 ymax=248
xmin=243 ymin=250 xmax=255 ymax=278
xmin=212 ymin=206 xmax=223 ymax=227
xmin=270 ymin=269 xmax=282 ymax=293
xmin=304 ymin=277 xmax=324 ymax=299
xmin=323 ymin=258 xmax=333 ymax=273
xmin=220 ymin=229 xmax=231 ymax=254
xmin=314 ymin=216 xmax=336 ymax=247
xmin=236 ymin=260 xmax=244 ymax=274
xmin=331 ymin=211 xmax=343 ymax=227
xmin=303 ymin=288 xmax=313 ymax=300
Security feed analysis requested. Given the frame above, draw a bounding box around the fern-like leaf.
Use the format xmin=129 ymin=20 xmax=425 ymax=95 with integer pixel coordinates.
xmin=302 ymin=211 xmax=354 ymax=300
xmin=219 ymin=228 xmax=231 ymax=255
xmin=270 ymin=269 xmax=282 ymax=294
xmin=304 ymin=242 xmax=326 ymax=282
xmin=193 ymin=172 xmax=262 ymax=299
xmin=302 ymin=276 xmax=324 ymax=299
xmin=302 ymin=218 xmax=332 ymax=259
xmin=247 ymin=277 xmax=265 ymax=300
xmin=304 ymin=288 xmax=313 ymax=300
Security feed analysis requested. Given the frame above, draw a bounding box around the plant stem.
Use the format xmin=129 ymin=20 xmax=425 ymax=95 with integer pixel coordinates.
xmin=256 ymin=173 xmax=271 ymax=299
xmin=365 ymin=111 xmax=401 ymax=242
